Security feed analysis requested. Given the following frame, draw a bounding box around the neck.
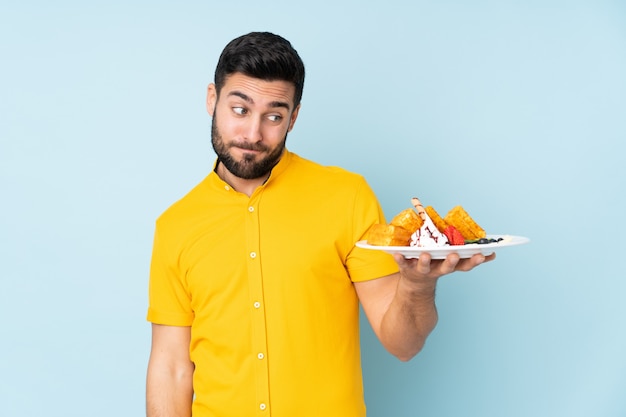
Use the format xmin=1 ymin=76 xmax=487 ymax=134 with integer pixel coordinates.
xmin=216 ymin=162 xmax=270 ymax=197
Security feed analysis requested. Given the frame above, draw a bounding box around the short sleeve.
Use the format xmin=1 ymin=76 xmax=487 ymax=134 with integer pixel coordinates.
xmin=146 ymin=224 xmax=195 ymax=326
xmin=345 ymin=177 xmax=399 ymax=282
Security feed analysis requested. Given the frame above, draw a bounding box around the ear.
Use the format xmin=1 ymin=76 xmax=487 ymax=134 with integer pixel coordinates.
xmin=206 ymin=83 xmax=217 ymax=116
xmin=287 ymin=104 xmax=301 ymax=132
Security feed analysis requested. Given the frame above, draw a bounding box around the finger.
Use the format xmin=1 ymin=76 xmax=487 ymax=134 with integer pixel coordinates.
xmin=392 ymin=253 xmax=413 ymax=268
xmin=455 ymin=253 xmax=488 ymax=272
xmin=484 ymin=252 xmax=496 ymax=262
xmin=416 ymin=252 xmax=433 ymax=274
xmin=439 ymin=253 xmax=460 ymax=275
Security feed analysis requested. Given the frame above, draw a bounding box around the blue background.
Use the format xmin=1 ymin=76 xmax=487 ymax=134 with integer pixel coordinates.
xmin=1 ymin=1 xmax=625 ymax=416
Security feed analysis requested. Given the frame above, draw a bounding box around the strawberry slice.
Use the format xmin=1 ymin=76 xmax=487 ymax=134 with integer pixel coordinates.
xmin=443 ymin=225 xmax=465 ymax=246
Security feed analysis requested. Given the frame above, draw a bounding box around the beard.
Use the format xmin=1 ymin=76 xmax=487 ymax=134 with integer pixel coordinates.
xmin=211 ymin=114 xmax=287 ymax=180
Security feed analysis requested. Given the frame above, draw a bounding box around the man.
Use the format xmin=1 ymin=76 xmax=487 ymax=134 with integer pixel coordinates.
xmin=146 ymin=32 xmax=493 ymax=417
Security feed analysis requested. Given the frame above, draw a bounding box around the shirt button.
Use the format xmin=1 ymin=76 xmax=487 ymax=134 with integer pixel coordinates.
xmin=250 ymin=252 xmax=257 ymax=259
xmin=257 ymin=352 xmax=264 ymax=360
xmin=248 ymin=206 xmax=255 ymax=212
xmin=224 ymin=185 xmax=230 ymax=191
xmin=253 ymin=302 xmax=261 ymax=309
xmin=260 ymin=403 xmax=267 ymax=411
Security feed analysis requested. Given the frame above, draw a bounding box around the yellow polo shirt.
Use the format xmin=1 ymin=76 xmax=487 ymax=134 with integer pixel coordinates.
xmin=147 ymin=150 xmax=398 ymax=417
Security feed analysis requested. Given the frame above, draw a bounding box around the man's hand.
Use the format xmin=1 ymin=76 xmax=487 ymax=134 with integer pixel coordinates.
xmin=393 ymin=251 xmax=496 ymax=287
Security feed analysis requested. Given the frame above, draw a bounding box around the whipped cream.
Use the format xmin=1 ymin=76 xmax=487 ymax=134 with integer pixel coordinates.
xmin=409 ymin=197 xmax=449 ymax=247
xmin=410 ymin=216 xmax=449 ymax=247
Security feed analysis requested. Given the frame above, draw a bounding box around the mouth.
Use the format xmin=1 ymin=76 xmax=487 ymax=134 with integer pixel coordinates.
xmin=230 ymin=143 xmax=268 ymax=155
xmin=230 ymin=146 xmax=265 ymax=163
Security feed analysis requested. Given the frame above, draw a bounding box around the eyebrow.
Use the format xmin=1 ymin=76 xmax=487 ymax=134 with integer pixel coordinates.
xmin=228 ymin=90 xmax=291 ymax=111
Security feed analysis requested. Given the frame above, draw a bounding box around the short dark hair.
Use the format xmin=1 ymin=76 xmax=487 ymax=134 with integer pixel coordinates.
xmin=214 ymin=32 xmax=306 ymax=107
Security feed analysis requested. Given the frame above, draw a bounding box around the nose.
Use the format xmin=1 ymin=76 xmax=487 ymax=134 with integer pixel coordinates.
xmin=242 ymin=116 xmax=263 ymax=143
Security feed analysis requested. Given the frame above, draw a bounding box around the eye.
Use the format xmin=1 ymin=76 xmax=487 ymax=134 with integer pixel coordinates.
xmin=232 ymin=107 xmax=247 ymax=115
xmin=267 ymin=115 xmax=283 ymax=122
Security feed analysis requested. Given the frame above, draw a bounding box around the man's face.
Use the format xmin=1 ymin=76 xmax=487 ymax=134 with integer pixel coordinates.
xmin=207 ymin=73 xmax=300 ymax=180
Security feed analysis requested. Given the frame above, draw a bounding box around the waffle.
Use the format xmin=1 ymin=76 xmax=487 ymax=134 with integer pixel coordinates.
xmin=443 ymin=205 xmax=486 ymax=240
xmin=390 ymin=208 xmax=423 ymax=233
xmin=366 ymin=223 xmax=412 ymax=246
xmin=425 ymin=206 xmax=448 ymax=233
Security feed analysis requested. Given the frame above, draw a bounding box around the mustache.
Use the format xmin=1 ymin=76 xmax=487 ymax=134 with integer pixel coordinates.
xmin=228 ymin=142 xmax=269 ymax=152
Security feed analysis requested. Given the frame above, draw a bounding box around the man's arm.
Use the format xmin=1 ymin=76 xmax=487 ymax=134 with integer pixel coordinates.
xmin=354 ymin=252 xmax=494 ymax=361
xmin=146 ymin=324 xmax=194 ymax=417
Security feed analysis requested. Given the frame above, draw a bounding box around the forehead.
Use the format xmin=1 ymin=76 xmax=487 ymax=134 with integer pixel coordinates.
xmin=220 ymin=73 xmax=296 ymax=110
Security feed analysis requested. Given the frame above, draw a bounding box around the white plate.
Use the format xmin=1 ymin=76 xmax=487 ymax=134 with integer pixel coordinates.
xmin=355 ymin=235 xmax=530 ymax=259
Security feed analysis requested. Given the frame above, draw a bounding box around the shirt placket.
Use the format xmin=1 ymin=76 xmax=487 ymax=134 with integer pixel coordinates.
xmin=245 ymin=196 xmax=270 ymax=415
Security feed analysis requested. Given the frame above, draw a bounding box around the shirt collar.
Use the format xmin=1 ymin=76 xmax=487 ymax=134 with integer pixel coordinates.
xmin=207 ymin=149 xmax=293 ymax=191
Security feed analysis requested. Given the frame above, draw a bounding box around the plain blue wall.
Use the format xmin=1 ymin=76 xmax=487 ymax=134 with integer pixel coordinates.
xmin=1 ymin=1 xmax=625 ymax=416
